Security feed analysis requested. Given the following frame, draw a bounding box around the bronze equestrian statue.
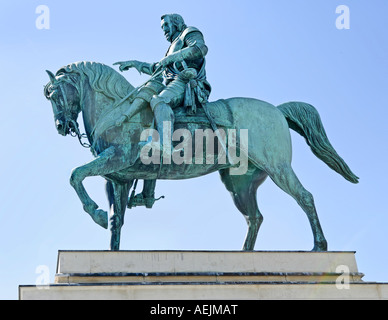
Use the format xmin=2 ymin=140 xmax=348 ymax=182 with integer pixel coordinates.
xmin=44 ymin=14 xmax=358 ymax=251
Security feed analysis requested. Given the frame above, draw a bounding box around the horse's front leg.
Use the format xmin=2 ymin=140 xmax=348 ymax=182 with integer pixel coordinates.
xmin=69 ymin=146 xmax=125 ymax=229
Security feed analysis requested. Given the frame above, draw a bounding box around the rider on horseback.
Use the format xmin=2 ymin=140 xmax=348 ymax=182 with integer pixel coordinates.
xmin=114 ymin=13 xmax=211 ymax=208
xmin=114 ymin=14 xmax=211 ymax=153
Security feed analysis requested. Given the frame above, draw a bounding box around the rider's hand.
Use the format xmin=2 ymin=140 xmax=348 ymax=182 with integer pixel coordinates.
xmin=113 ymin=61 xmax=135 ymax=72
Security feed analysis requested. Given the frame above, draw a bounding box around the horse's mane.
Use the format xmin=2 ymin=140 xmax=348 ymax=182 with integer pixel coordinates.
xmin=56 ymin=61 xmax=135 ymax=103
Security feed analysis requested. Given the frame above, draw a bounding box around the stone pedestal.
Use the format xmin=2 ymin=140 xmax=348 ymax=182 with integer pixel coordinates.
xmin=19 ymin=251 xmax=388 ymax=300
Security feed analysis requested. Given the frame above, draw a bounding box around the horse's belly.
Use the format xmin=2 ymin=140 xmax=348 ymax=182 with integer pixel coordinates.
xmin=160 ymin=164 xmax=224 ymax=180
xmin=113 ymin=153 xmax=231 ymax=180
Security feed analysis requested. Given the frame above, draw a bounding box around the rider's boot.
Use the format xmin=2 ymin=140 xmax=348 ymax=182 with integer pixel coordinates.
xmin=128 ymin=180 xmax=165 ymax=209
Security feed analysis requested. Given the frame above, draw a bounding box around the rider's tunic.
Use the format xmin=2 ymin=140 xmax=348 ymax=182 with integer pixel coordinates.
xmin=142 ymin=26 xmax=211 ymax=110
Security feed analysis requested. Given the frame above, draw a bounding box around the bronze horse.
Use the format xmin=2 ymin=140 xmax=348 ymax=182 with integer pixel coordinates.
xmin=44 ymin=61 xmax=358 ymax=251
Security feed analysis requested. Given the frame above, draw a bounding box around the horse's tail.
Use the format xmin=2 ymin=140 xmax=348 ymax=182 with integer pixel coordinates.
xmin=277 ymin=101 xmax=359 ymax=184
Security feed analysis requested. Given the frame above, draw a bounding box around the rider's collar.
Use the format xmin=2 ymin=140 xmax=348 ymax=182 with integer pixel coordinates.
xmin=170 ymin=30 xmax=182 ymax=43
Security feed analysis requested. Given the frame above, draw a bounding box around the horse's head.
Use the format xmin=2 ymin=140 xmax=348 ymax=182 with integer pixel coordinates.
xmin=44 ymin=70 xmax=81 ymax=136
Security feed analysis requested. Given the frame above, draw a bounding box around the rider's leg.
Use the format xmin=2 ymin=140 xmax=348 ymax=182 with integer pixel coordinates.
xmin=149 ymin=78 xmax=186 ymax=157
xmin=127 ymin=79 xmax=186 ymax=208
xmin=151 ymin=96 xmax=175 ymax=154
xmin=116 ymin=79 xmax=165 ymax=126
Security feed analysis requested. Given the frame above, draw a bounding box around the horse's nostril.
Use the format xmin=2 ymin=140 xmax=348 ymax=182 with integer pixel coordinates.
xmin=56 ymin=119 xmax=64 ymax=131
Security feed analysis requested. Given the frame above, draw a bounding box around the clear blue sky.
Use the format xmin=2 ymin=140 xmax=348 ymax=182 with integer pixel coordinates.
xmin=0 ymin=0 xmax=387 ymax=299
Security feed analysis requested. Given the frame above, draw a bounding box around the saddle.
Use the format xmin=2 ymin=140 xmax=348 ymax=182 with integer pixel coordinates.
xmin=120 ymin=99 xmax=234 ymax=168
xmin=138 ymin=98 xmax=234 ymax=132
xmin=174 ymin=99 xmax=234 ymax=129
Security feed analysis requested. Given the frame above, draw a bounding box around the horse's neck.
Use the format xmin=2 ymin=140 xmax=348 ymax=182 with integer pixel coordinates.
xmin=81 ymin=81 xmax=113 ymax=143
xmin=79 ymin=77 xmax=152 ymax=152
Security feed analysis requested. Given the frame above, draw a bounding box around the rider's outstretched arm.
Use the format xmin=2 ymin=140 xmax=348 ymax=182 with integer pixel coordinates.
xmin=113 ymin=60 xmax=157 ymax=75
xmin=138 ymin=62 xmax=158 ymax=75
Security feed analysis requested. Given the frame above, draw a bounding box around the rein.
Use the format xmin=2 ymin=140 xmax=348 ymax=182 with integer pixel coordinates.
xmin=69 ymin=120 xmax=91 ymax=149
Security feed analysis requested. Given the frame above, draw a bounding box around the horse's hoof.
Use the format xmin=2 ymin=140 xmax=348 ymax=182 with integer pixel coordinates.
xmin=312 ymin=240 xmax=328 ymax=252
xmin=91 ymin=209 xmax=108 ymax=229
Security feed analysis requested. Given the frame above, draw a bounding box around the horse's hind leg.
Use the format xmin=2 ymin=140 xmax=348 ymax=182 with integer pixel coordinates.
xmin=106 ymin=180 xmax=131 ymax=251
xmin=267 ymin=163 xmax=328 ymax=251
xmin=219 ymin=166 xmax=268 ymax=251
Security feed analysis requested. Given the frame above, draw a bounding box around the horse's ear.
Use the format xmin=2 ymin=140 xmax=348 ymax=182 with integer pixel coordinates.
xmin=46 ymin=70 xmax=56 ymax=83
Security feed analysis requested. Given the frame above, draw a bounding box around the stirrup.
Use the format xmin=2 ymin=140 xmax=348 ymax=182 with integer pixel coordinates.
xmin=127 ymin=192 xmax=165 ymax=209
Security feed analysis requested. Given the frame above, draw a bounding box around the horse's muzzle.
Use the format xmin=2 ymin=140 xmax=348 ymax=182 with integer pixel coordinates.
xmin=56 ymin=119 xmax=68 ymax=136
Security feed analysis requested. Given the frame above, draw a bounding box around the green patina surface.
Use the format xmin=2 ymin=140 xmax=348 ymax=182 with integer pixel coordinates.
xmin=44 ymin=14 xmax=358 ymax=251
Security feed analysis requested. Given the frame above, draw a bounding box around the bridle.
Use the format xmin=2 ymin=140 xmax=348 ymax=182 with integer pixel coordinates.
xmin=52 ymin=78 xmax=91 ymax=149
